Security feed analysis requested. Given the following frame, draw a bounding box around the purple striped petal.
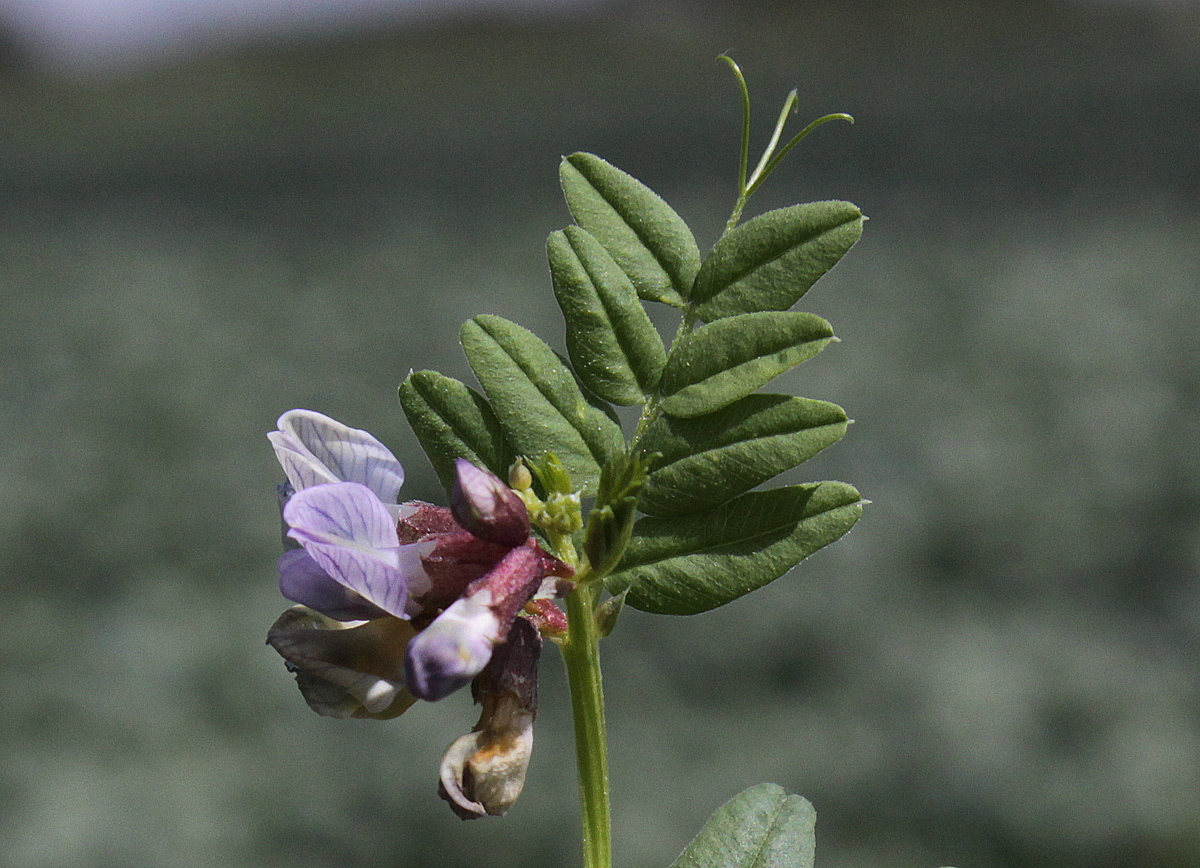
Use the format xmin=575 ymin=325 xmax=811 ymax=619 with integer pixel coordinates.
xmin=283 ymin=482 xmax=421 ymax=619
xmin=277 ymin=549 xmax=389 ymax=621
xmin=269 ymin=409 xmax=405 ymax=503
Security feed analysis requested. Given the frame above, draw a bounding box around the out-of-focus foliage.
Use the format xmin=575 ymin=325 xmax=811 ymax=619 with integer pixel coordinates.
xmin=1 ymin=2 xmax=1198 ymax=867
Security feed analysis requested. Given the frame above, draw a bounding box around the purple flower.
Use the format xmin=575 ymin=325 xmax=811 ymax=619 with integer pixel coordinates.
xmin=266 ymin=410 xmax=573 ymax=814
xmin=270 ymin=410 xmax=423 ymax=621
xmin=405 ymin=543 xmax=545 ymax=701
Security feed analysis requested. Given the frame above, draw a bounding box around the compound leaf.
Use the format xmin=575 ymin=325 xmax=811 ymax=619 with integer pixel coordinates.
xmin=607 ymin=482 xmax=862 ymax=615
xmin=561 ymin=152 xmax=700 ymax=306
xmin=461 ymin=315 xmax=624 ymax=496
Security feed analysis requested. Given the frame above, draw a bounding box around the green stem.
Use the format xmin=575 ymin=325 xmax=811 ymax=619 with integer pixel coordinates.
xmin=562 ymin=581 xmax=612 ymax=868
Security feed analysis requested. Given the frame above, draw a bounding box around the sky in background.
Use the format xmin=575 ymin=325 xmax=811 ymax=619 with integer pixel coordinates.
xmin=0 ymin=0 xmax=595 ymax=68
xmin=7 ymin=0 xmax=1192 ymax=71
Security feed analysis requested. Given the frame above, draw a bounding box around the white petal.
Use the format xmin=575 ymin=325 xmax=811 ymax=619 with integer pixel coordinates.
xmin=272 ymin=409 xmax=405 ymax=501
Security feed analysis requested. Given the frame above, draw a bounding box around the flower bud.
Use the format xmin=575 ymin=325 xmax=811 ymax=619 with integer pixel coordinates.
xmin=508 ymin=460 xmax=533 ymax=492
xmin=450 ymin=459 xmax=531 ymax=547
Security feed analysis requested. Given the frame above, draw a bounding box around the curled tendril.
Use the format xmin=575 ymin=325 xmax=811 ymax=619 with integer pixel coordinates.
xmin=718 ymin=54 xmax=854 ymax=231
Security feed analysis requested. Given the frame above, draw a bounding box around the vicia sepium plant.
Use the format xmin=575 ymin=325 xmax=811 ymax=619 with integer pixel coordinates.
xmin=266 ymin=57 xmax=879 ymax=868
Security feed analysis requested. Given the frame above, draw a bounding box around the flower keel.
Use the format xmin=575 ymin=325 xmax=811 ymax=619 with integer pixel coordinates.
xmin=439 ymin=616 xmax=540 ymax=819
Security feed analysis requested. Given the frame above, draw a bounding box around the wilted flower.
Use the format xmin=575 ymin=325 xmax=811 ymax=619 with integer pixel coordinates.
xmin=265 ymin=410 xmax=572 ymax=815
xmin=439 ymin=615 xmax=540 ymax=819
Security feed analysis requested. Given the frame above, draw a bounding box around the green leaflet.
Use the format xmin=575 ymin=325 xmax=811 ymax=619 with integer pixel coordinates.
xmin=658 ymin=311 xmax=835 ymax=418
xmin=607 ymin=482 xmax=862 ymax=615
xmin=398 ymin=369 xmax=511 ymax=490
xmin=560 ymin=153 xmax=701 ymax=306
xmin=669 ymin=784 xmax=816 ymax=868
xmin=461 ymin=314 xmax=624 ymax=497
xmin=548 ymin=225 xmax=667 ymax=405
xmin=639 ymin=393 xmax=849 ymax=517
xmin=693 ymin=201 xmax=863 ymax=321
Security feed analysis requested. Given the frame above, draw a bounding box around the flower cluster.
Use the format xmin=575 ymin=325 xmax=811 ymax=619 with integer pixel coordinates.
xmin=265 ymin=410 xmax=572 ymax=817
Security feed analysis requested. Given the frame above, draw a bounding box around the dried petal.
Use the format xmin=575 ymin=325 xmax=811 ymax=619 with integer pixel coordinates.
xmin=267 ymin=606 xmax=418 ymax=720
xmin=438 ymin=617 xmax=540 ymax=818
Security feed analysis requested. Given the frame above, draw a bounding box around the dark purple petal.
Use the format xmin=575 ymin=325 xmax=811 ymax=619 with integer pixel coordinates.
xmin=450 ymin=459 xmax=530 ymax=547
xmin=283 ymin=482 xmax=422 ymax=619
xmin=278 ymin=550 xmax=389 ymax=621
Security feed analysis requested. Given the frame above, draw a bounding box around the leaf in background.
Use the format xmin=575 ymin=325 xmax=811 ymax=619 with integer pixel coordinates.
xmin=560 ymin=152 xmax=700 ymax=306
xmin=658 ymin=311 xmax=834 ymax=418
xmin=607 ymin=482 xmax=862 ymax=615
xmin=693 ymin=201 xmax=863 ymax=321
xmin=461 ymin=315 xmax=624 ymax=496
xmin=669 ymin=783 xmax=816 ymax=868
xmin=549 ymin=225 xmax=667 ymax=405
xmin=398 ymin=370 xmax=511 ymax=490
xmin=639 ymin=393 xmax=849 ymax=516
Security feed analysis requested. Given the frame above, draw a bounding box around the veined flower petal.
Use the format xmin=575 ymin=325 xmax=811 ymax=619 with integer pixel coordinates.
xmin=270 ymin=409 xmax=405 ymax=503
xmin=277 ymin=549 xmax=389 ymax=621
xmin=284 ymin=482 xmax=424 ymax=619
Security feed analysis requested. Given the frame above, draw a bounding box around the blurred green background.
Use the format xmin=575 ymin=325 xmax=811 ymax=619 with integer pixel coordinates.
xmin=2 ymin=1 xmax=1198 ymax=866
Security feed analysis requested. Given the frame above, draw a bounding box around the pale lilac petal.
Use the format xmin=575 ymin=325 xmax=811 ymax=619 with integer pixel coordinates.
xmin=283 ymin=482 xmax=416 ymax=619
xmin=270 ymin=409 xmax=405 ymax=502
xmin=277 ymin=549 xmax=389 ymax=621
xmin=405 ymin=592 xmax=501 ymax=701
xmin=268 ymin=429 xmax=340 ymax=490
